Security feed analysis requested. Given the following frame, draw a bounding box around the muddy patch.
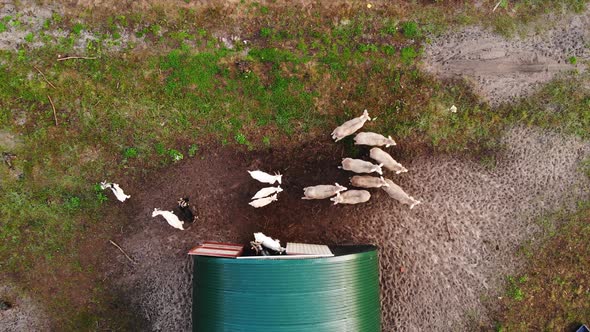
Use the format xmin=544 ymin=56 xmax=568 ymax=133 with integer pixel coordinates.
xmin=101 ymin=126 xmax=589 ymax=331
xmin=361 ymin=127 xmax=590 ymax=330
xmin=423 ymin=10 xmax=589 ymax=105
xmin=0 ymin=283 xmax=50 ymax=332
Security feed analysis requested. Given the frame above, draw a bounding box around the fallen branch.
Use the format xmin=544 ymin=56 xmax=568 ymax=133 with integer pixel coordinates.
xmin=492 ymin=1 xmax=502 ymax=12
xmin=47 ymin=95 xmax=58 ymax=126
xmin=33 ymin=65 xmax=56 ymax=89
xmin=57 ymin=56 xmax=97 ymax=61
xmin=109 ymin=240 xmax=137 ymax=264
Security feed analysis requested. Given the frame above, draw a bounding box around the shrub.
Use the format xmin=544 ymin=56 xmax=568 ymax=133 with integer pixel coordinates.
xmin=401 ymin=21 xmax=420 ymax=39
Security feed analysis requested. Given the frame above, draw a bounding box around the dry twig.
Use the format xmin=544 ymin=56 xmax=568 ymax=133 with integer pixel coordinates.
xmin=109 ymin=240 xmax=137 ymax=264
xmin=57 ymin=56 xmax=97 ymax=61
xmin=446 ymin=219 xmax=454 ymax=242
xmin=33 ymin=65 xmax=56 ymax=89
xmin=47 ymin=95 xmax=58 ymax=126
xmin=492 ymin=1 xmax=502 ymax=12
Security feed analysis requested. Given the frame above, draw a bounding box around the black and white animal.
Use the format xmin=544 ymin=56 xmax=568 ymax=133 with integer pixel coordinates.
xmin=175 ymin=197 xmax=198 ymax=223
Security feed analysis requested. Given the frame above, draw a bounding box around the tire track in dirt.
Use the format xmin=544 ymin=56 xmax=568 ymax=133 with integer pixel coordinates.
xmin=423 ymin=10 xmax=589 ymax=105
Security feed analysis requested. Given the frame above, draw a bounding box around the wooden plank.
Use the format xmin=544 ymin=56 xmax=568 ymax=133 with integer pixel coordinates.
xmin=286 ymin=243 xmax=333 ymax=256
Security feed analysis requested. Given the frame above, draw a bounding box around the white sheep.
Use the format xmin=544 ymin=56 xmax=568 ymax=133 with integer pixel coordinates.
xmin=254 ymin=232 xmax=285 ymax=252
xmin=248 ymin=170 xmax=282 ymax=184
xmin=354 ymin=132 xmax=396 ymax=147
xmin=370 ymin=148 xmax=408 ymax=174
xmin=251 ymin=186 xmax=283 ymax=200
xmin=382 ymin=178 xmax=421 ymax=209
xmin=331 ymin=109 xmax=371 ymax=142
xmin=339 ymin=158 xmax=383 ymax=175
xmin=350 ymin=175 xmax=389 ymax=189
xmin=100 ymin=181 xmax=131 ymax=202
xmin=301 ymin=183 xmax=347 ymax=200
xmin=152 ymin=208 xmax=185 ymax=230
xmin=249 ymin=193 xmax=278 ymax=208
xmin=330 ymin=190 xmax=371 ymax=205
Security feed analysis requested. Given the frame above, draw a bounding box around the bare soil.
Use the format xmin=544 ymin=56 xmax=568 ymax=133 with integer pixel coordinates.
xmin=423 ymin=10 xmax=590 ymax=105
xmin=98 ymin=126 xmax=589 ymax=331
xmin=0 ymin=283 xmax=49 ymax=332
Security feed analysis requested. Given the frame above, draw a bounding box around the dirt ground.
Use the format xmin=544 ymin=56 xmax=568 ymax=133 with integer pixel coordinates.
xmin=423 ymin=9 xmax=590 ymax=105
xmin=0 ymin=283 xmax=49 ymax=331
xmin=94 ymin=125 xmax=590 ymax=331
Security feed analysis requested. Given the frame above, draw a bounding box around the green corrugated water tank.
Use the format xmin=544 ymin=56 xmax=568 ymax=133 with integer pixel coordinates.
xmin=192 ymin=245 xmax=381 ymax=332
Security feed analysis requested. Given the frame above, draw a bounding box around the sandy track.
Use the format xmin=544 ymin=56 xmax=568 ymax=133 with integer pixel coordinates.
xmin=423 ymin=10 xmax=589 ymax=105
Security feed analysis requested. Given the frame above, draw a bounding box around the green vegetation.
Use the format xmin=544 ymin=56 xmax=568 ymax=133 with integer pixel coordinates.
xmin=188 ymin=143 xmax=199 ymax=157
xmin=497 ymin=204 xmax=590 ymax=330
xmin=503 ymin=73 xmax=590 ymax=139
xmin=2 ymin=6 xmax=588 ymax=280
xmin=400 ymin=21 xmax=420 ymax=39
xmin=72 ymin=22 xmax=86 ymax=35
xmin=400 ymin=46 xmax=418 ymax=65
xmin=122 ymin=147 xmax=139 ymax=159
xmin=488 ymin=0 xmax=589 ymax=36
xmin=168 ymin=149 xmax=184 ymax=162
xmin=505 ymin=275 xmax=526 ymax=301
xmin=24 ymin=32 xmax=34 ymax=43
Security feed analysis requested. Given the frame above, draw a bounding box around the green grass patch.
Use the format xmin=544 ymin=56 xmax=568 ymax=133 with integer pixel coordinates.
xmin=488 ymin=0 xmax=590 ymax=36
xmin=400 ymin=21 xmax=421 ymax=39
xmin=503 ymin=72 xmax=590 ymax=139
xmin=496 ymin=204 xmax=590 ymax=330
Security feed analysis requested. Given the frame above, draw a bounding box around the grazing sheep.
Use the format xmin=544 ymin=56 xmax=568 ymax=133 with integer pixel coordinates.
xmin=350 ymin=175 xmax=389 ymax=189
xmin=370 ymin=148 xmax=408 ymax=174
xmin=301 ymin=183 xmax=347 ymax=200
xmin=248 ymin=170 xmax=282 ymax=184
xmin=354 ymin=132 xmax=396 ymax=147
xmin=330 ymin=190 xmax=371 ymax=205
xmin=100 ymin=181 xmax=131 ymax=202
xmin=176 ymin=197 xmax=198 ymax=223
xmin=339 ymin=158 xmax=383 ymax=175
xmin=252 ymin=186 xmax=283 ymax=200
xmin=249 ymin=193 xmax=278 ymax=208
xmin=382 ymin=178 xmax=421 ymax=209
xmin=253 ymin=232 xmax=285 ymax=253
xmin=152 ymin=208 xmax=185 ymax=230
xmin=331 ymin=109 xmax=371 ymax=142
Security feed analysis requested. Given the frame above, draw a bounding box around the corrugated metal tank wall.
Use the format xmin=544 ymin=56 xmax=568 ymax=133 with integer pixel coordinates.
xmin=192 ymin=247 xmax=381 ymax=332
